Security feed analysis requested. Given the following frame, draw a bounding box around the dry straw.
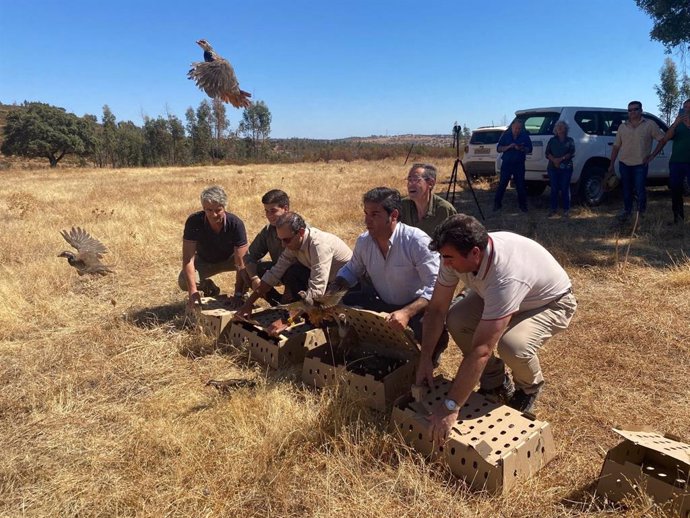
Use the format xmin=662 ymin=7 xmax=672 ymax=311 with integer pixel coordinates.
xmin=0 ymin=159 xmax=687 ymax=517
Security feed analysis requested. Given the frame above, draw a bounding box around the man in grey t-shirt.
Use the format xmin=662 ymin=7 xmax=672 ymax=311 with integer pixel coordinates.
xmin=416 ymin=214 xmax=577 ymax=445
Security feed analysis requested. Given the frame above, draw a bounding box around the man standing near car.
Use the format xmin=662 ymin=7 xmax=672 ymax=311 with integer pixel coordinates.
xmin=608 ymin=100 xmax=665 ymax=222
xmin=648 ymin=99 xmax=690 ymax=224
xmin=494 ymin=119 xmax=533 ymax=213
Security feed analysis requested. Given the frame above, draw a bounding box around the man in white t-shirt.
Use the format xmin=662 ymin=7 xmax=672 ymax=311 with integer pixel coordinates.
xmin=416 ymin=214 xmax=577 ymax=444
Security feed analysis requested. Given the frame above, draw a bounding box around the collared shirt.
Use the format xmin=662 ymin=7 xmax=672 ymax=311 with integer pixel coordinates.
xmin=337 ymin=222 xmax=439 ymax=305
xmin=437 ymin=232 xmax=571 ymax=320
xmin=497 ymin=130 xmax=533 ymax=166
xmin=183 ymin=211 xmax=247 ymax=263
xmin=400 ymin=194 xmax=457 ymax=237
xmin=614 ymin=118 xmax=665 ymax=166
xmin=245 ymin=224 xmax=283 ymax=266
xmin=262 ymin=227 xmax=352 ymax=300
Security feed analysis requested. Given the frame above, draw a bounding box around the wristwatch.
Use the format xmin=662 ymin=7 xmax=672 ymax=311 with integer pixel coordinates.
xmin=443 ymin=398 xmax=459 ymax=412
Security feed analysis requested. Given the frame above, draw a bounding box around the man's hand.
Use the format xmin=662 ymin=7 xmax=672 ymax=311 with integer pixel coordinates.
xmin=187 ymin=291 xmax=202 ymax=309
xmin=426 ymin=406 xmax=459 ymax=446
xmin=298 ymin=290 xmax=314 ymax=306
xmin=234 ymin=303 xmax=253 ymax=321
xmin=415 ymin=357 xmax=435 ymax=388
xmin=386 ymin=309 xmax=410 ymax=331
xmin=267 ymin=318 xmax=288 ymax=337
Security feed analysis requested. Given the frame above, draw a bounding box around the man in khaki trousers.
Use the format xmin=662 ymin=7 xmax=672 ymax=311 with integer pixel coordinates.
xmin=416 ymin=214 xmax=577 ymax=445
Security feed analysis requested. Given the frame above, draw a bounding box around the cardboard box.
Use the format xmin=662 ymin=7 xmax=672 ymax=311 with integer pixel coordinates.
xmin=227 ymin=308 xmax=326 ymax=369
xmin=190 ymin=295 xmax=244 ymax=340
xmin=301 ymin=307 xmax=420 ymax=412
xmin=390 ymin=377 xmax=556 ymax=494
xmin=597 ymin=427 xmax=690 ymax=515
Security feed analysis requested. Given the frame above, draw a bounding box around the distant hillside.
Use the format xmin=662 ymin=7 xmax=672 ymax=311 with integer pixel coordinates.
xmin=342 ymin=134 xmax=453 ymax=147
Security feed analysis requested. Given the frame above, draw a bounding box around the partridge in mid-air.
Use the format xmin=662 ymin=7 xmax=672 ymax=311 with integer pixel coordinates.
xmin=58 ymin=227 xmax=114 ymax=276
xmin=188 ymin=39 xmax=252 ymax=109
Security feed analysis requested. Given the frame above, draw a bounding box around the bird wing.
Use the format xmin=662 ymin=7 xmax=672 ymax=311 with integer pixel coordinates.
xmin=60 ymin=227 xmax=108 ymax=256
xmin=314 ymin=288 xmax=349 ymax=308
xmin=188 ymin=58 xmax=251 ymax=108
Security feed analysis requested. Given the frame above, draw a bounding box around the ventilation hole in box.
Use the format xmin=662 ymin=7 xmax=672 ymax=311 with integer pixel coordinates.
xmin=505 ymin=412 xmax=511 ymax=416
xmin=364 ymin=385 xmax=368 ymax=392
xmin=528 ymin=423 xmax=535 ymax=428
xmin=527 ymin=451 xmax=531 ymax=458
xmin=450 ymin=447 xmax=456 ymax=456
xmin=474 ymin=408 xmax=481 ymax=413
xmin=488 ymin=424 xmax=494 ymax=429
xmin=484 ymin=472 xmax=488 ymax=479
xmin=461 ymin=458 xmax=466 ymax=465
xmin=435 ymin=396 xmax=441 ymax=401
xmin=477 ymin=419 xmax=483 ymax=424
xmin=541 ymin=447 xmax=545 ymax=453
xmin=512 ymin=437 xmax=519 ymax=441
xmin=482 ymin=402 xmax=488 ymax=407
xmin=480 ymin=431 xmax=486 ymax=436
xmin=494 ymin=450 xmax=501 ymax=456
xmin=496 ymin=418 xmax=502 ymax=423
xmin=463 ymin=402 xmax=470 ymax=407
xmin=468 ymin=425 xmax=475 ymax=430
xmin=504 ymin=443 xmax=510 ymax=449
xmin=500 ymin=431 xmax=506 ymax=435
xmin=308 ymin=369 xmax=313 ymax=374
xmin=439 ymin=445 xmax=444 ymax=452
xmin=472 ymin=461 xmax=478 ymax=469
xmin=508 ymin=423 xmax=515 ymax=429
xmin=466 ymin=414 xmax=473 ymax=419
xmin=513 ymin=470 xmax=518 ymax=477
xmin=486 ymin=413 xmax=492 ymax=417
xmin=471 ymin=437 xmax=478 ymax=442
xmin=491 ymin=438 xmax=498 ymax=442
xmin=418 ymin=433 xmax=423 ymax=440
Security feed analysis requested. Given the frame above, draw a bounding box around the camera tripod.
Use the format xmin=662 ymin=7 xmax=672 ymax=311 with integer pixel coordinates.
xmin=446 ymin=123 xmax=485 ymax=220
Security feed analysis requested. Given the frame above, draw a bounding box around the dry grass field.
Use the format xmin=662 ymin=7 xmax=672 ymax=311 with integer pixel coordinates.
xmin=1 ymin=158 xmax=688 ymax=517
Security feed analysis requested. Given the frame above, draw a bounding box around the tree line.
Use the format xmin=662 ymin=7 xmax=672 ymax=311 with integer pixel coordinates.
xmin=1 ymin=100 xmax=272 ymax=168
xmin=0 ymin=100 xmax=458 ymax=168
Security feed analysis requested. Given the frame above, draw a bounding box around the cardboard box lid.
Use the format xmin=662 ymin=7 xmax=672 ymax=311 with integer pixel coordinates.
xmin=341 ymin=307 xmax=419 ymax=358
xmin=199 ymin=295 xmax=244 ymax=314
xmin=612 ymin=428 xmax=690 ymax=466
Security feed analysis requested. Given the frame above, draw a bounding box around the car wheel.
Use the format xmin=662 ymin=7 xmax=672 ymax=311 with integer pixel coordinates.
xmin=579 ymin=166 xmax=608 ymax=206
xmin=525 ymin=181 xmax=546 ymax=197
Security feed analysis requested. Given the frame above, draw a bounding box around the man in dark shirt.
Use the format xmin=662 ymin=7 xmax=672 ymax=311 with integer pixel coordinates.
xmin=240 ymin=189 xmax=309 ymax=305
xmin=178 ymin=185 xmax=248 ymax=307
xmin=494 ymin=119 xmax=533 ymax=213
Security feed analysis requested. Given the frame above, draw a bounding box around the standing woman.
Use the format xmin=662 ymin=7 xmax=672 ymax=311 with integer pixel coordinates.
xmin=545 ymin=121 xmax=576 ymax=217
xmin=649 ymin=99 xmax=690 ymax=224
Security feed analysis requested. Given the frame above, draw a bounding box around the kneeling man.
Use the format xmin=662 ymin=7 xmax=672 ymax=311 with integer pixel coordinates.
xmin=330 ymin=187 xmax=446 ymax=360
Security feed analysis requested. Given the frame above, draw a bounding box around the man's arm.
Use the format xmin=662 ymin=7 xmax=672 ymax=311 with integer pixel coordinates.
xmin=428 ymin=315 xmax=511 ymax=445
xmin=232 ymin=243 xmax=249 ymax=295
xmin=608 ymin=144 xmax=620 ymax=173
xmin=182 ymin=239 xmax=199 ymax=307
xmin=415 ymin=281 xmax=456 ymax=387
xmin=304 ymin=242 xmax=336 ymax=300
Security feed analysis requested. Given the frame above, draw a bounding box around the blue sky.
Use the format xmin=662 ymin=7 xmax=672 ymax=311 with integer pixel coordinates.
xmin=0 ymin=0 xmax=683 ymax=138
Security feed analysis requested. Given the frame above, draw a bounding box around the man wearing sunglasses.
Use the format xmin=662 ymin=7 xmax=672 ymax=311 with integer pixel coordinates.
xmin=608 ymin=100 xmax=665 ymax=222
xmin=237 ymin=212 xmax=352 ymax=329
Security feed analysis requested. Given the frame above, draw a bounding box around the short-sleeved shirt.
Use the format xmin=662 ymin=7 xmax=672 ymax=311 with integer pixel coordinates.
xmin=614 ymin=118 xmax=665 ymax=166
xmin=400 ymin=195 xmax=457 ymax=237
xmin=245 ymin=224 xmax=283 ymax=266
xmin=545 ymin=136 xmax=576 ymax=169
xmin=670 ymin=122 xmax=690 ymax=164
xmin=437 ymin=231 xmax=571 ymax=320
xmin=183 ymin=211 xmax=248 ymax=263
xmin=497 ymin=130 xmax=533 ymax=166
xmin=337 ymin=222 xmax=439 ymax=305
xmin=262 ymin=227 xmax=352 ymax=301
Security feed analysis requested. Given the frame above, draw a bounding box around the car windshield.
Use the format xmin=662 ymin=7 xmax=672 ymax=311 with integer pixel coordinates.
xmin=516 ymin=112 xmax=561 ymax=136
xmin=470 ymin=130 xmax=504 ymax=145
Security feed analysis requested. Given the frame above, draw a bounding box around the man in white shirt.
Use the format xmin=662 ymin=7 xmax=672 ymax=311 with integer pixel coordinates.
xmin=330 ymin=187 xmax=447 ymax=361
xmin=416 ymin=214 xmax=577 ymax=444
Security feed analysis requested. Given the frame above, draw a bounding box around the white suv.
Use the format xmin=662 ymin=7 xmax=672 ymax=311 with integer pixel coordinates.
xmin=463 ymin=126 xmax=507 ymax=177
xmin=497 ymin=107 xmax=671 ymax=206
